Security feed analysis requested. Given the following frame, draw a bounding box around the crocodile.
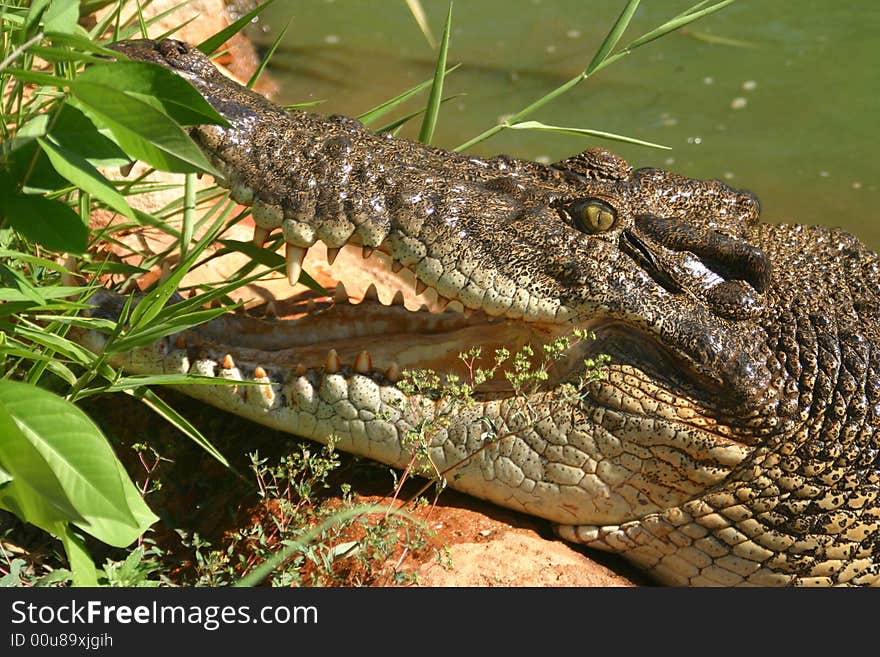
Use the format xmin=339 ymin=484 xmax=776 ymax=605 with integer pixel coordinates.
xmin=78 ymin=39 xmax=880 ymax=586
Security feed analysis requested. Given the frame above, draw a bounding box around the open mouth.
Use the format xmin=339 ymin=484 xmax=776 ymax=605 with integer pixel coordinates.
xmin=89 ymin=239 xmax=587 ymax=394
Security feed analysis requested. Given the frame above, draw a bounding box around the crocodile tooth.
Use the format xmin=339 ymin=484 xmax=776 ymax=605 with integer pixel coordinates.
xmin=463 ymin=308 xmax=474 ymax=318
xmin=306 ymin=298 xmax=317 ymax=313
xmin=326 ymin=247 xmax=340 ymax=264
xmin=333 ymin=282 xmax=349 ymax=304
xmin=264 ymin=300 xmax=277 ymax=318
xmin=419 ymin=304 xmax=430 ymax=313
xmin=325 ymin=349 xmax=341 ymax=373
xmin=285 ymin=244 xmax=307 ymax=285
xmin=252 ymin=226 xmax=270 ymax=246
xmin=391 ymin=261 xmax=403 ymax=273
xmin=415 ymin=279 xmax=428 ymax=295
xmin=391 ymin=290 xmax=405 ymax=306
xmin=254 ymin=365 xmax=267 ymax=379
xmin=354 ymin=350 xmax=372 ymax=373
xmin=436 ymin=295 xmax=451 ymax=310
xmin=119 ymin=161 xmax=136 ymax=177
xmin=295 ymin=363 xmax=308 ymax=376
xmin=385 ymin=362 xmax=402 ymax=382
xmin=222 ymin=354 xmax=235 ymax=370
xmin=362 ymin=246 xmax=374 ymax=259
xmin=362 ymin=283 xmax=379 ymax=302
xmin=175 ymin=334 xmax=187 ymax=349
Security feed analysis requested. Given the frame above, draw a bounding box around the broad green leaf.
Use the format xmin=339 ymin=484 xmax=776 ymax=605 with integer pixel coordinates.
xmin=42 ymin=0 xmax=78 ymax=34
xmin=51 ymin=103 xmax=129 ymax=168
xmin=77 ymin=62 xmax=228 ymax=127
xmin=2 ymin=68 xmax=65 ymax=87
xmin=69 ymin=81 xmax=218 ymax=174
xmin=38 ymin=137 xmax=135 ymax=218
xmin=2 ymin=193 xmax=89 ymax=254
xmin=0 ymin=380 xmax=157 ymax=547
xmin=24 ymin=0 xmax=50 ymax=31
xmin=57 ymin=523 xmax=99 ymax=587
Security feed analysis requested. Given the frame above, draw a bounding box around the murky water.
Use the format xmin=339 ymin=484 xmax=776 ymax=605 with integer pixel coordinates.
xmin=250 ymin=0 xmax=879 ymax=249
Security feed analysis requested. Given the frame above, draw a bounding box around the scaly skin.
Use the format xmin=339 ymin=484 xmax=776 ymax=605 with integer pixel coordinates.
xmin=80 ymin=40 xmax=880 ymax=586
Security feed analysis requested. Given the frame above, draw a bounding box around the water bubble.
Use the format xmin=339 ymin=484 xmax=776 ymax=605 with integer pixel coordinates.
xmin=703 ymin=76 xmax=715 ymax=85
xmin=730 ymin=97 xmax=748 ymax=110
xmin=324 ymin=34 xmax=340 ymax=45
xmin=687 ymin=136 xmax=703 ymax=145
xmin=566 ymin=29 xmax=582 ymax=39
xmin=741 ymin=80 xmax=758 ymax=91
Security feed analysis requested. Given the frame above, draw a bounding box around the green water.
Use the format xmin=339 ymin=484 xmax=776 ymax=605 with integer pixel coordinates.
xmin=250 ymin=0 xmax=880 ymax=249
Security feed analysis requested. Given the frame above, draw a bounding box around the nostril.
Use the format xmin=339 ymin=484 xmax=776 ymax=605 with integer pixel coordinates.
xmin=634 ymin=214 xmax=772 ymax=294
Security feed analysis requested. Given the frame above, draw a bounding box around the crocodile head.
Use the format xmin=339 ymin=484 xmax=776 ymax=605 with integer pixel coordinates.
xmin=85 ymin=40 xmax=880 ymax=585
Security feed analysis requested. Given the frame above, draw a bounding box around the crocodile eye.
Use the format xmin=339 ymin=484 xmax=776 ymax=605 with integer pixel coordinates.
xmin=568 ymin=199 xmax=617 ymax=233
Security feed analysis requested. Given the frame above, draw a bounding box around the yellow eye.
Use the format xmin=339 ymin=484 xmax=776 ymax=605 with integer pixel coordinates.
xmin=569 ymin=199 xmax=617 ymax=233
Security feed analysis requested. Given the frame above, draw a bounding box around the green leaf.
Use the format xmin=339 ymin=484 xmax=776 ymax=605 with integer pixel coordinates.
xmin=0 ymin=380 xmax=157 ymax=547
xmin=0 ymin=464 xmax=12 ymax=487
xmin=508 ymin=121 xmax=670 ymax=150
xmin=357 ymin=64 xmax=460 ymax=126
xmin=585 ymin=0 xmax=640 ymax=76
xmin=417 ymin=3 xmax=453 ymax=145
xmin=51 ymin=103 xmax=129 ymax=168
xmin=247 ymin=19 xmax=291 ymax=89
xmin=42 ymin=0 xmax=79 ymax=34
xmin=57 ymin=523 xmax=99 ymax=587
xmin=2 ymin=193 xmax=89 ymax=254
xmin=69 ymin=81 xmax=218 ymax=174
xmin=625 ymin=0 xmax=738 ymax=51
xmin=126 ymin=387 xmax=230 ymax=469
xmin=197 ymin=0 xmax=277 ymax=55
xmin=37 ymin=138 xmax=135 ymax=218
xmin=77 ymin=62 xmax=228 ymax=127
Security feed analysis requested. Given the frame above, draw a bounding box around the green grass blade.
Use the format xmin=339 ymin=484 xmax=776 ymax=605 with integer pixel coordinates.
xmin=508 ymin=120 xmax=670 ymax=150
xmin=357 ymin=64 xmax=460 ymax=126
xmin=125 ymin=386 xmax=230 ymax=469
xmin=376 ymin=93 xmax=464 ymax=134
xmin=197 ymin=0 xmax=277 ymax=56
xmin=417 ymin=2 xmax=452 ymax=145
xmin=247 ymin=19 xmax=291 ymax=89
xmin=584 ymin=0 xmax=640 ymax=76
xmin=405 ymin=0 xmax=437 ymax=49
xmin=625 ymin=0 xmax=738 ymax=51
